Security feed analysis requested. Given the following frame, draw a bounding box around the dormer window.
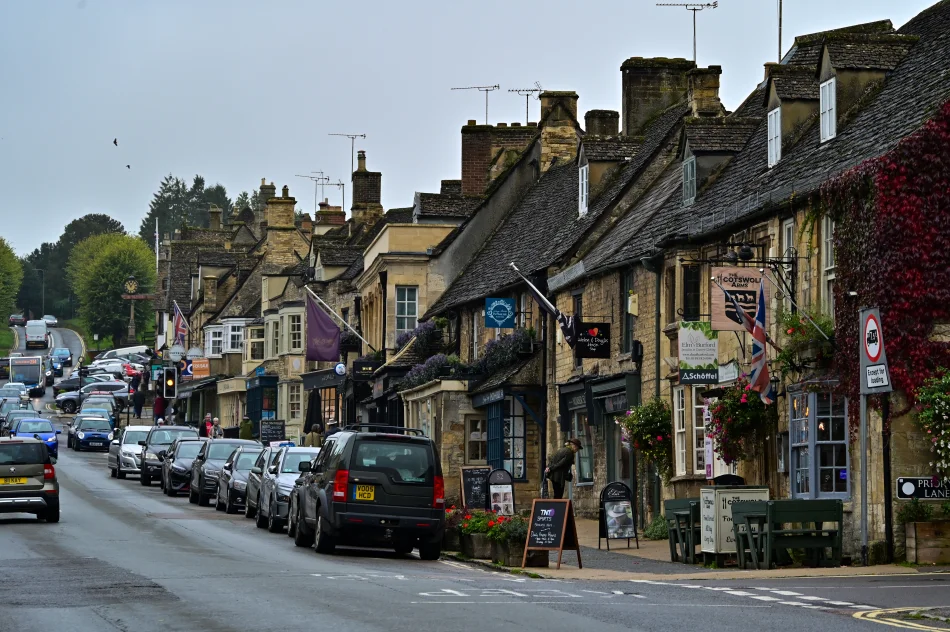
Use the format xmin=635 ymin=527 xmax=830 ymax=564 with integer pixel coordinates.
xmin=578 ymin=164 xmax=589 ymax=216
xmin=820 ymin=78 xmax=837 ymax=142
xmin=682 ymin=157 xmax=696 ymax=206
xmin=767 ymin=108 xmax=782 ymax=168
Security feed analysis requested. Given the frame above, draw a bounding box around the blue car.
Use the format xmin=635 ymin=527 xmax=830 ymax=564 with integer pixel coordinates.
xmin=50 ymin=347 xmax=73 ymax=367
xmin=9 ymin=417 xmax=61 ymax=458
xmin=71 ymin=417 xmax=112 ymax=452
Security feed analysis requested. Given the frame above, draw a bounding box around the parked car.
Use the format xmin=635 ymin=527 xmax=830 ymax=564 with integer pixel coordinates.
xmin=70 ymin=416 xmax=112 ymax=452
xmin=294 ymin=428 xmax=444 ymax=559
xmin=49 ymin=347 xmax=73 ymax=367
xmin=8 ymin=314 xmax=26 ymax=326
xmin=160 ymin=437 xmax=207 ymax=496
xmin=68 ymin=366 xmax=120 ymax=381
xmin=3 ymin=383 xmax=28 ymax=398
xmin=243 ymin=446 xmax=274 ymax=520
xmin=108 ymin=425 xmax=151 ymax=479
xmin=0 ymin=398 xmax=32 ymax=428
xmin=189 ymin=439 xmax=260 ymax=506
xmin=94 ymin=346 xmax=151 ymax=361
xmin=215 ymin=446 xmax=263 ymax=514
xmin=86 ymin=383 xmax=130 ymax=409
xmin=287 ymin=462 xmax=312 ymax=542
xmin=139 ymin=426 xmax=199 ymax=486
xmin=66 ymin=414 xmax=110 ymax=448
xmin=256 ymin=446 xmax=321 ymax=533
xmin=41 ymin=315 xmax=58 ymax=327
xmin=52 ymin=375 xmax=109 ymax=396
xmin=43 ymin=357 xmax=58 ymax=384
xmin=7 ymin=418 xmax=60 ymax=458
xmin=0 ymin=437 xmax=59 ymax=522
xmin=56 ymin=382 xmax=126 ymax=414
xmin=2 ymin=409 xmax=45 ymax=437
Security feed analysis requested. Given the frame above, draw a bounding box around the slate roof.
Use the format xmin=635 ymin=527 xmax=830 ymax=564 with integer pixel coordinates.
xmin=684 ymin=118 xmax=759 ymax=153
xmin=768 ymin=66 xmax=820 ymax=101
xmin=782 ymin=19 xmax=894 ymax=66
xmin=824 ymin=34 xmax=917 ymax=71
xmin=470 ymin=351 xmax=540 ymax=394
xmin=197 ymin=249 xmax=239 ymax=266
xmin=582 ymin=136 xmax=642 ymax=161
xmin=235 ymin=207 xmax=255 ymax=225
xmin=426 ymin=101 xmax=689 ymax=317
xmin=318 ymin=246 xmax=362 ymax=267
xmin=415 ymin=193 xmax=481 ymax=220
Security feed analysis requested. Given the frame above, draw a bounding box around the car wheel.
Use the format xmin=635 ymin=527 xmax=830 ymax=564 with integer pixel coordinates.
xmin=140 ymin=471 xmax=151 ymax=486
xmin=42 ymin=499 xmax=61 ymax=523
xmin=215 ymin=488 xmax=225 ymax=512
xmin=267 ymin=500 xmax=282 ymax=533
xmin=393 ymin=540 xmax=414 ymax=556
xmin=189 ymin=485 xmax=198 ymax=504
xmin=287 ymin=499 xmax=297 ymax=538
xmin=110 ymin=464 xmax=117 ymax=478
xmin=116 ymin=465 xmax=126 ymax=480
xmin=62 ymin=401 xmax=76 ymax=414
xmin=244 ymin=493 xmax=256 ymax=519
xmin=255 ymin=494 xmax=268 ymax=529
xmin=167 ymin=482 xmax=177 ymax=497
xmin=197 ymin=479 xmax=210 ymax=507
xmin=294 ymin=507 xmax=314 ymax=548
xmin=314 ymin=513 xmax=336 ymax=554
xmin=225 ymin=489 xmax=237 ymax=514
xmin=75 ymin=443 xmax=82 ymax=452
xmin=418 ymin=539 xmax=442 ymax=561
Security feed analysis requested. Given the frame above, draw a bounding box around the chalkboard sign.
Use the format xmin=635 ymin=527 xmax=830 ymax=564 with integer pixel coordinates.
xmin=523 ymin=498 xmax=582 ymax=570
xmin=259 ymin=420 xmax=286 ymax=445
xmin=487 ymin=468 xmax=515 ymax=516
xmin=460 ymin=466 xmax=491 ymax=510
xmin=598 ymin=482 xmax=638 ymax=550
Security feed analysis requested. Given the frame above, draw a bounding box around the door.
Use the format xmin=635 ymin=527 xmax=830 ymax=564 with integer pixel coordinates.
xmin=262 ymin=449 xmax=283 ymax=513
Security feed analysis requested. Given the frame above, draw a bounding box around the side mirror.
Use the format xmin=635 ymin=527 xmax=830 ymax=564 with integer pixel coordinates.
xmin=298 ymin=461 xmax=311 ymax=472
xmin=157 ymin=450 xmax=166 ymax=460
xmin=111 ymin=439 xmax=119 ymax=446
xmin=251 ymin=466 xmax=262 ymax=475
xmin=55 ymin=430 xmax=61 ymax=435
xmin=267 ymin=465 xmax=278 ymax=475
xmin=138 ymin=440 xmax=146 ymax=446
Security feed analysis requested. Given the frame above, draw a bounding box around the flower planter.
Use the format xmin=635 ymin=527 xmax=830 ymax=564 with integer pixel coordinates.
xmin=460 ymin=533 xmax=492 ymax=559
xmin=443 ymin=528 xmax=461 ymax=552
xmin=906 ymin=521 xmax=950 ymax=564
xmin=490 ymin=540 xmax=549 ymax=567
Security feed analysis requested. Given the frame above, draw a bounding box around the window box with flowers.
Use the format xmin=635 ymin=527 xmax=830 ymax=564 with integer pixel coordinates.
xmin=706 ymin=377 xmax=777 ymax=466
xmin=486 ymin=513 xmax=548 ymax=567
xmin=458 ymin=510 xmax=493 ymax=558
xmin=339 ymin=329 xmax=362 ymax=353
xmin=618 ymin=398 xmax=674 ymax=482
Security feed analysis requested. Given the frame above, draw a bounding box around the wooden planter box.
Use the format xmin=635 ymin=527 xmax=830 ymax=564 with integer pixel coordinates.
xmin=906 ymin=521 xmax=950 ymax=564
xmin=490 ymin=540 xmax=548 ymax=567
xmin=460 ymin=533 xmax=492 ymax=559
xmin=443 ymin=528 xmax=461 ymax=552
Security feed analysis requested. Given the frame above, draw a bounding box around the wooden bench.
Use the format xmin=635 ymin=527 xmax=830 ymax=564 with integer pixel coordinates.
xmin=731 ymin=499 xmax=843 ymax=569
xmin=664 ymin=498 xmax=700 ymax=564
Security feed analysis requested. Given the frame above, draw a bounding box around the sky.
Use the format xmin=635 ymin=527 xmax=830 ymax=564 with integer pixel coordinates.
xmin=0 ymin=0 xmax=936 ymax=256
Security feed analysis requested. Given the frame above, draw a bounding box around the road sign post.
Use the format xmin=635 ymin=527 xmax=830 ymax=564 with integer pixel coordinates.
xmin=858 ymin=307 xmax=892 ymax=567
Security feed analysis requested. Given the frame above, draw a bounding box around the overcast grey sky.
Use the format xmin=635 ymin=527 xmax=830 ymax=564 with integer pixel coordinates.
xmin=0 ymin=0 xmax=935 ymax=256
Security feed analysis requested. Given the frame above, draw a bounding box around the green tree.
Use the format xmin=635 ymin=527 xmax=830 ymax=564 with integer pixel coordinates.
xmin=16 ymin=259 xmax=43 ymax=319
xmin=69 ymin=235 xmax=155 ymax=343
xmin=139 ymin=174 xmax=232 ymax=243
xmin=0 ymin=238 xmax=24 ymax=319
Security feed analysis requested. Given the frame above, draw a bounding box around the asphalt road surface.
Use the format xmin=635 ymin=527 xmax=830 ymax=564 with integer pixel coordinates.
xmin=2 ymin=327 xmax=947 ymax=631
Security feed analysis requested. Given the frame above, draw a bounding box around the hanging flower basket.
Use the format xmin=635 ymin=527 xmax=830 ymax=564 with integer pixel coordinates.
xmin=706 ymin=377 xmax=777 ymax=466
xmin=618 ymin=398 xmax=673 ymax=481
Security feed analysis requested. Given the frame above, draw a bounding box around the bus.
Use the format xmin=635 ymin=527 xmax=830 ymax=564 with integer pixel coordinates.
xmin=24 ymin=320 xmax=48 ymax=349
xmin=9 ymin=356 xmax=46 ymax=398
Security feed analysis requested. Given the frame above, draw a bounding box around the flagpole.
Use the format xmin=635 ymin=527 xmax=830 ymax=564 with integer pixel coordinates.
xmin=304 ymin=286 xmax=377 ymax=353
xmin=710 ymin=278 xmax=783 ymax=352
xmin=155 ymin=217 xmax=159 ymax=275
xmin=758 ymin=268 xmax=834 ymax=346
xmin=509 ymin=262 xmax=558 ymax=314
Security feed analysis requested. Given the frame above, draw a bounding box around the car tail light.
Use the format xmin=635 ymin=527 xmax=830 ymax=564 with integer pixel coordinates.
xmin=333 ymin=469 xmax=349 ymax=501
xmin=432 ymin=475 xmax=445 ymax=508
xmin=44 ymin=464 xmax=55 ymax=480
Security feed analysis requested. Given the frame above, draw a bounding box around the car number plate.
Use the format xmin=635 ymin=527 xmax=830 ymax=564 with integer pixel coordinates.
xmin=90 ymin=442 xmax=103 ymax=447
xmin=0 ymin=477 xmax=27 ymax=485
xmin=353 ymin=484 xmax=375 ymax=501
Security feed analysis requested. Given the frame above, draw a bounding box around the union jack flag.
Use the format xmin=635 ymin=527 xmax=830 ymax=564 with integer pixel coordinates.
xmin=749 ymin=280 xmax=775 ymax=405
xmin=172 ymin=300 xmax=188 ymax=347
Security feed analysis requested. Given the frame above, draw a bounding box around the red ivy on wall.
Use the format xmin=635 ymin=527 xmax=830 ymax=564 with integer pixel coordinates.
xmin=820 ymin=100 xmax=950 ymax=435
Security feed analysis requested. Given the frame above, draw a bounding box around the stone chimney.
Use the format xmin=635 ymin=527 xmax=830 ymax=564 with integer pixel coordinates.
xmin=299 ymin=213 xmax=312 ymax=233
xmin=203 ymin=275 xmax=217 ymax=312
xmin=208 ymin=205 xmax=222 ymax=230
xmin=351 ymin=150 xmax=384 ymax=226
xmin=258 ymin=178 xmax=276 ymax=229
xmin=621 ymin=57 xmax=695 ymax=136
xmin=584 ymin=110 xmax=620 ymax=136
xmin=440 ymin=180 xmax=462 ymax=196
xmin=314 ymin=198 xmax=346 ymax=235
xmin=461 ymin=119 xmax=539 ymax=195
xmin=539 ymin=91 xmax=580 ymax=171
xmin=262 ymin=185 xmax=298 ymax=266
xmin=688 ymin=66 xmax=723 ymax=117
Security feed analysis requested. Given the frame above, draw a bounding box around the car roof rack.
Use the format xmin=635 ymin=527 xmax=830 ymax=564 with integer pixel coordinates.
xmin=341 ymin=424 xmax=425 ymax=436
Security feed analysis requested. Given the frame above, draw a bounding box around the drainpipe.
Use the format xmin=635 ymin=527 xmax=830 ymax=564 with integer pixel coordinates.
xmin=882 ymin=395 xmax=894 ymax=563
xmin=640 ymin=251 xmax=665 ymax=520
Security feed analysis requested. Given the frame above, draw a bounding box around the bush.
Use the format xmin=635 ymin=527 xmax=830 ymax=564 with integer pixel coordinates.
xmin=643 ymin=514 xmax=669 ymax=540
xmin=897 ymin=498 xmax=935 ymax=524
xmin=486 ymin=513 xmax=528 ymax=543
xmin=459 ymin=510 xmax=493 ymax=535
xmin=476 ymin=328 xmax=533 ymax=376
xmin=395 ymin=320 xmax=442 ymax=356
xmin=914 ymin=371 xmax=950 ymax=484
xmin=400 ymin=353 xmax=466 ymax=390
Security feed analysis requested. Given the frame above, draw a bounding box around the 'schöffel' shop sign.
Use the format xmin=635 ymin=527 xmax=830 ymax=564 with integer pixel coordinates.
xmin=678 ymin=321 xmax=719 ymax=384
xmin=575 ymin=323 xmax=611 ymax=359
xmin=352 ymin=361 xmax=380 ymax=381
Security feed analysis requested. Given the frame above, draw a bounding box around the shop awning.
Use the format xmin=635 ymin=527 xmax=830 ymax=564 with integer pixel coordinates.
xmin=177 ymin=376 xmax=218 ymax=400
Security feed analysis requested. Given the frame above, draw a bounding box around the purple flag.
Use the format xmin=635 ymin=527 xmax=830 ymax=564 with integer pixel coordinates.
xmin=306 ymin=294 xmax=341 ymax=362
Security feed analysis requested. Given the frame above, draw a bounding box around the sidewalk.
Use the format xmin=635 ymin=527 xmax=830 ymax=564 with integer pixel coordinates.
xmin=445 ymin=516 xmax=926 ymax=582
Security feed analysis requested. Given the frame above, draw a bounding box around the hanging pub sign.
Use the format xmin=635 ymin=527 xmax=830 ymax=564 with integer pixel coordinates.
xmin=678 ymin=321 xmax=719 ymax=384
xmin=598 ymin=482 xmax=639 ymax=550
xmin=710 ymin=267 xmax=771 ymax=331
xmin=485 ymin=298 xmax=516 ymax=329
xmin=352 ymin=361 xmax=380 ymax=382
xmin=575 ymin=323 xmax=611 ymax=359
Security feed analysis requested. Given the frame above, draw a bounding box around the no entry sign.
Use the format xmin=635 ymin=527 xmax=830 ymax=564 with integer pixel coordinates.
xmin=859 ymin=307 xmax=892 ymax=395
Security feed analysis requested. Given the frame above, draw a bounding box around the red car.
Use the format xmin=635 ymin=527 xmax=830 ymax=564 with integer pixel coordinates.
xmin=8 ymin=314 xmax=26 ymax=326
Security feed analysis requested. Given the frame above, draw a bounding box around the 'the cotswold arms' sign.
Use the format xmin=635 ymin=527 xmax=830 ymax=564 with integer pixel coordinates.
xmin=711 ymin=267 xmax=771 ymax=331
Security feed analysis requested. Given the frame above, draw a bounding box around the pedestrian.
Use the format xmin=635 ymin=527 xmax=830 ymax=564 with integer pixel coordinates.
xmin=203 ymin=413 xmax=212 ymax=438
xmin=212 ymin=417 xmax=224 ymax=439
xmin=132 ymin=385 xmax=146 ymax=418
xmin=324 ymin=421 xmax=340 ymax=439
xmin=303 ymin=423 xmax=323 ymax=447
xmin=545 ymin=438 xmax=582 ymax=499
xmin=153 ymin=395 xmax=165 ymax=425
xmin=129 ymin=373 xmax=141 ymax=392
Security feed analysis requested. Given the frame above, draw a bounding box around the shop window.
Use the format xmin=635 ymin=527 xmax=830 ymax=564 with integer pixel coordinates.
xmin=674 ymin=386 xmax=687 ymax=475
xmin=767 ymin=107 xmax=781 ymax=167
xmin=249 ymin=327 xmax=264 ymax=361
xmin=289 ymin=383 xmax=301 ymax=420
xmin=682 ymin=265 xmax=701 ymax=322
xmin=486 ymin=397 xmax=527 ymax=481
xmin=691 ymin=388 xmax=706 ymax=474
xmin=822 ymin=216 xmax=836 ymax=317
xmin=622 ymin=269 xmax=636 ymax=353
xmin=466 ymin=417 xmax=487 ymax=464
xmin=790 ymin=391 xmax=849 ymax=499
xmin=572 ymin=410 xmax=593 ymax=484
xmin=289 ymin=314 xmax=302 ymax=352
xmin=395 ymin=286 xmax=418 ymax=337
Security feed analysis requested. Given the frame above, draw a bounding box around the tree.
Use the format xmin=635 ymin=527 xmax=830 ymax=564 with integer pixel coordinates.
xmin=16 ymin=259 xmax=43 ymax=319
xmin=69 ymin=235 xmax=155 ymax=343
xmin=139 ymin=174 xmax=232 ymax=242
xmin=0 ymin=238 xmax=23 ymax=319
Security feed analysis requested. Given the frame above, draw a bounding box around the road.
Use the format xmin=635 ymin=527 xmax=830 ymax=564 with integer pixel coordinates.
xmin=2 ymin=327 xmax=948 ymax=631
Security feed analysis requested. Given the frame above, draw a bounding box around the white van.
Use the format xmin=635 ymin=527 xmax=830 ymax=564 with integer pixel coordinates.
xmin=24 ymin=320 xmax=48 ymax=349
xmin=96 ymin=345 xmax=149 ymax=361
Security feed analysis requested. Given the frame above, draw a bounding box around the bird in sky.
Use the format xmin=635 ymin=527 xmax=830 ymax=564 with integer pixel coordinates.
xmin=126 ymin=165 xmax=130 ymax=169
xmin=113 ymin=138 xmax=117 ymax=146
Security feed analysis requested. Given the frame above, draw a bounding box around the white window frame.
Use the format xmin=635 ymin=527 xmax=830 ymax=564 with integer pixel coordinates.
xmin=519 ymin=292 xmax=527 ymax=329
xmin=691 ymin=388 xmax=706 ymax=475
xmin=225 ymin=323 xmax=244 ymax=353
xmin=578 ymin=164 xmax=589 ymax=216
xmin=820 ymin=78 xmax=837 ymax=142
xmin=395 ymin=286 xmax=418 ymax=338
xmin=674 ymin=386 xmax=687 ymax=476
xmin=790 ymin=391 xmax=850 ymax=499
xmin=247 ymin=327 xmax=265 ymax=361
xmin=822 ymin=216 xmax=836 ymax=316
xmin=767 ymin=108 xmax=782 ymax=168
xmin=272 ymin=318 xmax=280 ymax=358
xmin=682 ymin=156 xmax=697 ymax=206
xmin=289 ymin=314 xmax=302 ymax=352
xmin=204 ymin=327 xmax=224 ymax=358
xmin=288 ymin=382 xmax=301 ymax=420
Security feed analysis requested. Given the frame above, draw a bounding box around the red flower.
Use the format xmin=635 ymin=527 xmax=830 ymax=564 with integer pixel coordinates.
xmin=462 ymin=523 xmax=469 ymax=528
xmin=656 ymin=435 xmax=663 ymax=441
xmin=464 ymin=514 xmax=471 ymax=520
xmin=787 ymin=328 xmax=795 ymax=335
xmin=488 ymin=520 xmax=495 ymax=527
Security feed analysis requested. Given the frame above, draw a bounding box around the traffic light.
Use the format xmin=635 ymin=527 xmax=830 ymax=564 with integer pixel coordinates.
xmin=78 ymin=365 xmax=88 ymax=379
xmin=163 ymin=367 xmax=177 ymax=399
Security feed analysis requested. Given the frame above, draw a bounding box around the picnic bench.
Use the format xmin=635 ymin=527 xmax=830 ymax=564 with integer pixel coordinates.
xmin=731 ymin=499 xmax=843 ymax=569
xmin=664 ymin=498 xmax=700 ymax=564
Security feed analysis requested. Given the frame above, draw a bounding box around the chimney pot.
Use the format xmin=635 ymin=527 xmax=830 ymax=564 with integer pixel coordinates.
xmin=282 ymin=185 xmax=289 ymax=198
xmin=497 ymin=122 xmax=507 ymax=128
xmin=511 ymin=122 xmax=521 ymax=127
xmin=584 ymin=109 xmax=620 ymax=136
xmin=467 ymin=119 xmax=477 ymax=126
xmin=357 ymin=150 xmax=367 ymax=171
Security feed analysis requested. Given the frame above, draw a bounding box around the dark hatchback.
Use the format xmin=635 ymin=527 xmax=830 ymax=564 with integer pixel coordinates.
xmin=160 ymin=437 xmax=207 ymax=496
xmin=139 ymin=426 xmax=199 ymax=486
xmin=190 ymin=439 xmax=260 ymax=506
xmin=215 ymin=446 xmax=263 ymax=513
xmin=294 ymin=428 xmax=445 ymax=559
xmin=71 ymin=417 xmax=113 ymax=451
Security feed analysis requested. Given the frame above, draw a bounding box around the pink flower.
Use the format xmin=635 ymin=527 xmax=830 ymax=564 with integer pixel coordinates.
xmin=744 ymin=384 xmax=752 ymax=391
xmin=740 ymin=395 xmax=748 ymax=403
xmin=656 ymin=435 xmax=663 ymax=442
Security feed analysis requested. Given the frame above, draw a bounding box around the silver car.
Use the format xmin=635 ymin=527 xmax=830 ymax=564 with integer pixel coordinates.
xmin=257 ymin=447 xmax=321 ymax=533
xmin=108 ymin=425 xmax=151 ymax=479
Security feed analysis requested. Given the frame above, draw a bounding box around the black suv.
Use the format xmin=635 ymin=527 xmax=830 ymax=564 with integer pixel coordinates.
xmin=294 ymin=427 xmax=444 ymax=559
xmin=139 ymin=425 xmax=199 ymax=486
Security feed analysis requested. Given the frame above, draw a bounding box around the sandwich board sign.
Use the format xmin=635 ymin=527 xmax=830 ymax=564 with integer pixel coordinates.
xmin=523 ymin=498 xmax=582 ymax=570
xmin=859 ymin=308 xmax=892 ymax=395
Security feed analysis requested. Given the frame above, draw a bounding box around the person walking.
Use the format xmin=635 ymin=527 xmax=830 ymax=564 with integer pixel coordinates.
xmin=203 ymin=413 xmax=212 ymax=438
xmin=303 ymin=423 xmax=323 ymax=447
xmin=211 ymin=417 xmax=224 ymax=439
xmin=129 ymin=373 xmax=141 ymax=392
xmin=545 ymin=438 xmax=582 ymax=499
xmin=132 ymin=385 xmax=146 ymax=419
xmin=152 ymin=395 xmax=165 ymax=426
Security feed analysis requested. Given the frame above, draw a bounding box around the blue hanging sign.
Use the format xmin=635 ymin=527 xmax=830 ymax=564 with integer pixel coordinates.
xmin=485 ymin=298 xmax=516 ymax=329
